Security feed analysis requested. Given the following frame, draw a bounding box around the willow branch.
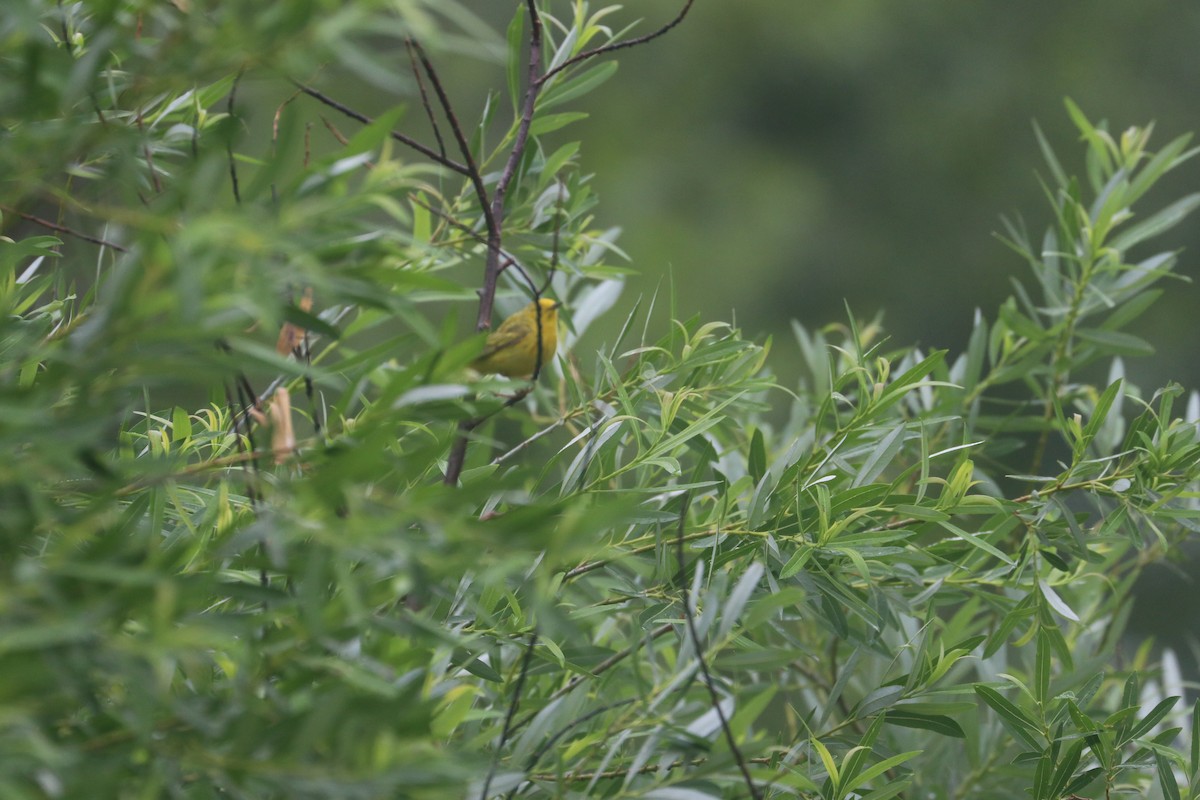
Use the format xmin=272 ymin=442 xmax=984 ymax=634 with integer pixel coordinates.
xmin=537 ymin=0 xmax=696 ymax=86
xmin=405 ymin=38 xmax=498 ymax=243
xmin=480 ymin=631 xmax=539 ymax=800
xmin=405 ymin=38 xmax=448 ymax=160
xmin=291 ymin=82 xmax=469 ymax=175
xmin=511 ymin=622 xmax=673 ymax=733
xmin=675 ymin=497 xmax=763 ymax=799
xmin=476 ymin=0 xmax=544 ymax=331
xmin=2 ymin=206 xmax=127 ymax=252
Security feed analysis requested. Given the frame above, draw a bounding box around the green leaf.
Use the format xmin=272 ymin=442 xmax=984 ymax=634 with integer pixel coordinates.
xmin=842 ymin=750 xmax=922 ymax=795
xmin=852 ymin=423 xmax=907 ymax=488
xmin=936 ymin=520 xmax=1015 ymax=565
xmin=539 ymin=61 xmax=619 ymax=110
xmin=1156 ymin=752 xmax=1182 ymax=800
xmin=529 ymin=111 xmax=589 ymax=136
xmin=1075 ymin=328 xmax=1155 ymax=357
xmin=883 ymin=710 xmax=965 ymax=739
xmin=975 ymin=685 xmax=1042 ymax=749
xmin=1126 ymin=696 xmax=1180 ymax=744
xmin=1110 ymin=192 xmax=1200 ymax=252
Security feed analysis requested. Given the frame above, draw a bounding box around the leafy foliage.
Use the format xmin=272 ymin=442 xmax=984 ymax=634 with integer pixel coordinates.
xmin=4 ymin=2 xmax=1200 ymax=799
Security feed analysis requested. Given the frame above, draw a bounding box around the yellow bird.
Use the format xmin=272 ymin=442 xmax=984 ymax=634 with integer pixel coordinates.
xmin=471 ymin=298 xmax=561 ymax=379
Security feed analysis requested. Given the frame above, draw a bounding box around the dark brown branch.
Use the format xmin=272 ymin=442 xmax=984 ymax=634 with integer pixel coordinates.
xmin=511 ymin=622 xmax=674 ymax=733
xmin=476 ymin=0 xmax=545 ymax=332
xmin=405 ymin=38 xmax=498 ymax=272
xmin=443 ymin=384 xmax=536 ymax=485
xmin=480 ymin=631 xmax=539 ymax=800
xmin=291 ymin=81 xmax=470 ymax=175
xmin=537 ymin=0 xmax=696 ymax=86
xmin=2 ymin=206 xmax=127 ymax=252
xmin=227 ymin=69 xmax=243 ymax=204
xmin=405 ymin=38 xmax=448 ymax=160
xmin=446 ymin=0 xmax=692 ymax=485
xmin=675 ymin=496 xmax=763 ymax=799
xmin=506 ymin=698 xmax=636 ymax=799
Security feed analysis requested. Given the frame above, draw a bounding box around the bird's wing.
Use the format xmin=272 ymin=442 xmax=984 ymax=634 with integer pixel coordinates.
xmin=476 ymin=320 xmax=529 ymax=360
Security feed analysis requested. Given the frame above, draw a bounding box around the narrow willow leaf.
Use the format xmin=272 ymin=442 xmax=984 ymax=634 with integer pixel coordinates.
xmin=852 ymin=424 xmax=907 ymax=488
xmin=883 ymin=710 xmax=965 ymax=739
xmin=716 ymin=561 xmax=764 ymax=641
xmin=842 ymin=751 xmax=922 ymax=795
xmin=975 ymin=685 xmax=1042 ymax=749
xmin=1038 ymin=580 xmax=1080 ymax=623
xmin=936 ymin=520 xmax=1015 ymax=565
xmin=1156 ymin=752 xmax=1182 ymax=800
xmin=1126 ymin=697 xmax=1180 ymax=743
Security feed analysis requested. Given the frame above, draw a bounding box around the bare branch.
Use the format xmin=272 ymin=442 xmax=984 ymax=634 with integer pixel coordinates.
xmin=2 ymin=206 xmax=128 ymax=252
xmin=405 ymin=38 xmax=448 ymax=160
xmin=537 ymin=0 xmax=696 ymax=86
xmin=479 ymin=631 xmax=539 ymax=800
xmin=292 ymin=81 xmax=470 ymax=175
xmin=227 ymin=68 xmax=244 ymax=204
xmin=511 ymin=622 xmax=674 ymax=732
xmin=443 ymin=383 xmax=536 ymax=485
xmin=675 ymin=496 xmax=763 ymax=799
xmin=405 ymin=38 xmax=499 ymax=278
xmin=476 ymin=0 xmax=545 ymax=331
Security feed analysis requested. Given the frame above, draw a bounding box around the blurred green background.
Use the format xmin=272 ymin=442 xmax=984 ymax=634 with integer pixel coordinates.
xmin=567 ymin=2 xmax=1200 ymax=388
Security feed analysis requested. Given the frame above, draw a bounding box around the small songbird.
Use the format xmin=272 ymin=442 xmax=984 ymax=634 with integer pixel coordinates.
xmin=471 ymin=298 xmax=561 ymax=379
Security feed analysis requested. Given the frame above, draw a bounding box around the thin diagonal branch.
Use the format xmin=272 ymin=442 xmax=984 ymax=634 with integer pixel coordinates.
xmin=444 ymin=380 xmax=538 ymax=485
xmin=291 ymin=81 xmax=469 ymax=175
xmin=537 ymin=0 xmax=696 ymax=86
xmin=480 ymin=631 xmax=539 ymax=800
xmin=227 ymin=68 xmax=243 ymax=204
xmin=476 ymin=0 xmax=545 ymax=332
xmin=675 ymin=495 xmax=762 ymax=799
xmin=405 ymin=38 xmax=497 ymax=245
xmin=506 ymin=698 xmax=636 ymax=799
xmin=405 ymin=38 xmax=448 ymax=160
xmin=511 ymin=622 xmax=673 ymax=733
xmin=2 ymin=206 xmax=127 ymax=252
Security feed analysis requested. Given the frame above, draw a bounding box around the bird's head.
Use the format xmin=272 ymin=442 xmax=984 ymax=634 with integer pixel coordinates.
xmin=534 ymin=297 xmax=561 ymax=321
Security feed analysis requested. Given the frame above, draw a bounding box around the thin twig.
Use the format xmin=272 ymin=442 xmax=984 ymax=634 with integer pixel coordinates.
xmin=505 ymin=699 xmax=636 ymax=799
xmin=511 ymin=622 xmax=673 ymax=733
xmin=2 ymin=206 xmax=127 ymax=252
xmin=532 ymin=756 xmax=775 ymax=784
xmin=480 ymin=631 xmax=539 ymax=800
xmin=227 ymin=68 xmax=243 ymax=204
xmin=291 ymin=81 xmax=469 ymax=175
xmin=405 ymin=38 xmax=498 ymax=261
xmin=135 ymin=110 xmax=163 ymax=195
xmin=563 ymin=530 xmax=744 ymax=582
xmin=675 ymin=495 xmax=763 ymax=799
xmin=537 ymin=0 xmax=696 ymax=86
xmin=405 ymin=37 xmax=448 ymax=160
xmin=444 ymin=385 xmax=536 ymax=485
xmin=492 ymin=418 xmax=565 ymax=465
xmin=477 ymin=0 xmax=544 ymax=331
